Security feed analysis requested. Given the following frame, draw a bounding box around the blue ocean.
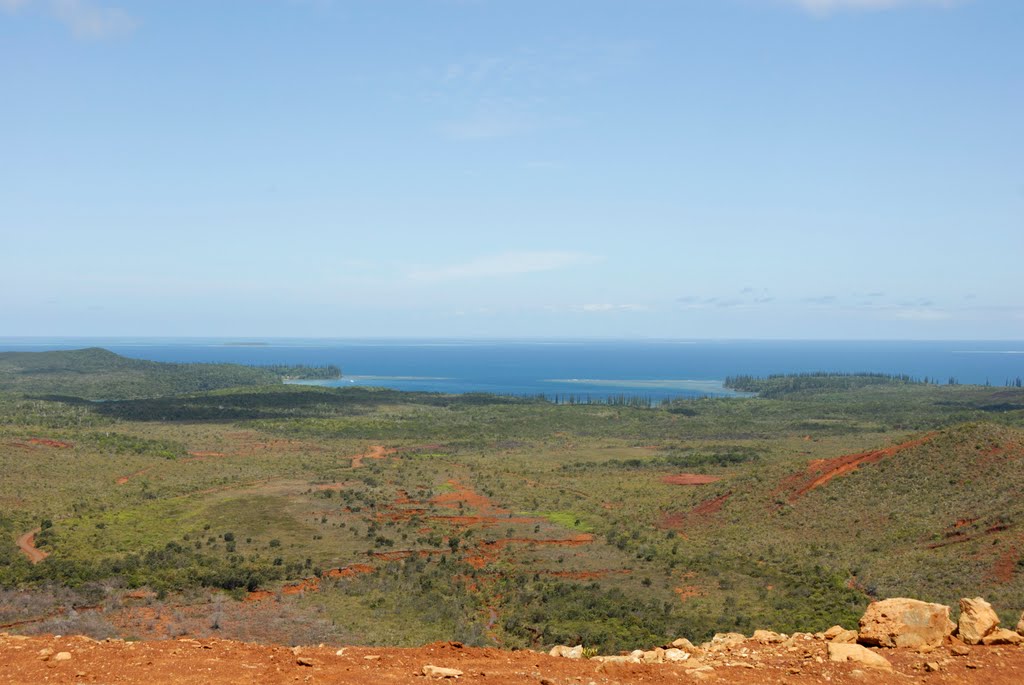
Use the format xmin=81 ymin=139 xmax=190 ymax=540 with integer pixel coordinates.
xmin=1 ymin=339 xmax=1022 ymax=401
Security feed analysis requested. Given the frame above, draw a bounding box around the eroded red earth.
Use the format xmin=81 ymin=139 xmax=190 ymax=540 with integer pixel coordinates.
xmin=4 ymin=633 xmax=1024 ymax=685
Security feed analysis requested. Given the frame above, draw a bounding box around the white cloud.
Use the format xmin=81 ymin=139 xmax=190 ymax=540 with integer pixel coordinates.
xmin=51 ymin=0 xmax=137 ymax=39
xmin=889 ymin=307 xmax=952 ymax=321
xmin=788 ymin=0 xmax=962 ymax=13
xmin=1 ymin=0 xmax=137 ymax=37
xmin=408 ymin=251 xmax=599 ymax=283
xmin=579 ymin=303 xmax=648 ymax=313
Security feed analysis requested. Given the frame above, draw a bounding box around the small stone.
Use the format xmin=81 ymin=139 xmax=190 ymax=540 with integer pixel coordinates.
xmin=981 ymin=628 xmax=1023 ymax=646
xmin=950 ymin=643 xmax=971 ymax=657
xmin=335 ymin=648 xmax=347 ymax=656
xmin=38 ymin=648 xmax=54 ymax=660
xmin=706 ymin=633 xmax=745 ymax=651
xmin=54 ymin=652 xmax=72 ymax=662
xmin=924 ymin=661 xmax=940 ymax=672
xmin=296 ymin=656 xmax=316 ymax=667
xmin=663 ymin=648 xmax=689 ymax=662
xmin=364 ymin=655 xmax=382 ymax=660
xmin=423 ymin=665 xmax=463 ymax=678
xmin=835 ymin=626 xmax=860 ymax=643
xmin=823 ymin=625 xmax=845 ymax=640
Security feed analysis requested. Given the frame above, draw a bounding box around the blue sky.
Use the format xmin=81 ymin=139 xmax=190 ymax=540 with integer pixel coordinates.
xmin=1 ymin=0 xmax=1021 ymax=339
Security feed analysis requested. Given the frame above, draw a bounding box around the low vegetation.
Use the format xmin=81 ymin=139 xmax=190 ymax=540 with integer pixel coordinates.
xmin=1 ymin=354 xmax=1023 ymax=652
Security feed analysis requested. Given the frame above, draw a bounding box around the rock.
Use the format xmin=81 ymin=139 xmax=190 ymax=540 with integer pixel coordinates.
xmin=958 ymin=597 xmax=1000 ymax=645
xmin=924 ymin=661 xmax=940 ymax=672
xmin=53 ymin=652 xmax=72 ymax=662
xmin=827 ymin=643 xmax=893 ymax=671
xmin=38 ymin=648 xmax=54 ymax=660
xmin=685 ymin=665 xmax=715 ymax=680
xmin=295 ymin=657 xmax=316 ymax=667
xmin=641 ymin=648 xmax=665 ymax=663
xmin=705 ymin=632 xmax=746 ymax=651
xmin=335 ymin=648 xmax=347 ymax=656
xmin=950 ymin=641 xmax=971 ymax=657
xmin=981 ymin=628 xmax=1024 ymax=646
xmin=664 ymin=648 xmax=690 ymax=662
xmin=752 ymin=630 xmax=786 ymax=644
xmin=858 ymin=598 xmax=955 ymax=649
xmin=823 ymin=625 xmax=845 ymax=639
xmin=671 ymin=637 xmax=697 ymax=651
xmin=591 ymin=654 xmax=640 ymax=664
xmin=548 ymin=644 xmax=583 ymax=659
xmin=832 ymin=630 xmax=858 ymax=644
xmin=595 ymin=659 xmax=642 ymax=678
xmin=781 ymin=633 xmax=815 ymax=651
xmin=422 ymin=665 xmax=463 ymax=678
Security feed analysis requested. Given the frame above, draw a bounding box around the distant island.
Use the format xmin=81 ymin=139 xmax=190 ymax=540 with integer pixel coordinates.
xmin=0 ymin=348 xmax=341 ymax=400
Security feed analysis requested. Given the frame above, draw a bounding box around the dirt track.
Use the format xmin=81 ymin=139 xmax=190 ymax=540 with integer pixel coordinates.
xmin=15 ymin=528 xmax=48 ymax=564
xmin=2 ymin=633 xmax=1024 ymax=684
xmin=785 ymin=434 xmax=937 ymax=502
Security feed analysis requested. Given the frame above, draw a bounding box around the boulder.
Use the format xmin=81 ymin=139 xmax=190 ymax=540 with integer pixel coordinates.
xmin=832 ymin=630 xmax=858 ymax=644
xmin=705 ymin=632 xmax=746 ymax=651
xmin=822 ymin=625 xmax=845 ymax=640
xmin=670 ymin=637 xmax=697 ymax=652
xmin=548 ymin=645 xmax=583 ymax=659
xmin=640 ymin=648 xmax=665 ymax=664
xmin=591 ymin=654 xmax=641 ymax=664
xmin=858 ymin=598 xmax=955 ymax=649
xmin=958 ymin=597 xmax=1000 ymax=645
xmin=827 ymin=643 xmax=893 ymax=671
xmin=981 ymin=628 xmax=1023 ymax=646
xmin=752 ymin=630 xmax=786 ymax=644
xmin=663 ymin=648 xmax=690 ymax=662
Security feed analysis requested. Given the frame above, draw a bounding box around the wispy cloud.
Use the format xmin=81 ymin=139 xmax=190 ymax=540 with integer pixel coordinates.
xmin=578 ymin=303 xmax=648 ymax=313
xmin=52 ymin=0 xmax=137 ymax=39
xmin=2 ymin=0 xmax=138 ymax=38
xmin=408 ymin=251 xmax=599 ymax=284
xmin=787 ymin=0 xmax=963 ymax=13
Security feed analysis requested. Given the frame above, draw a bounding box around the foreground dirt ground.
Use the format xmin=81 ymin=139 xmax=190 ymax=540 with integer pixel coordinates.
xmin=2 ymin=633 xmax=1024 ymax=685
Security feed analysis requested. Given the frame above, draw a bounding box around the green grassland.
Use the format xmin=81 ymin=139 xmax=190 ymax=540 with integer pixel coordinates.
xmin=1 ymin=353 xmax=1023 ymax=651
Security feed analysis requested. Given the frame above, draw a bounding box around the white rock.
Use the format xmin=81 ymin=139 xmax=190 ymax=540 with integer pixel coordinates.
xmin=664 ymin=648 xmax=690 ymax=662
xmin=422 ymin=665 xmax=463 ymax=678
